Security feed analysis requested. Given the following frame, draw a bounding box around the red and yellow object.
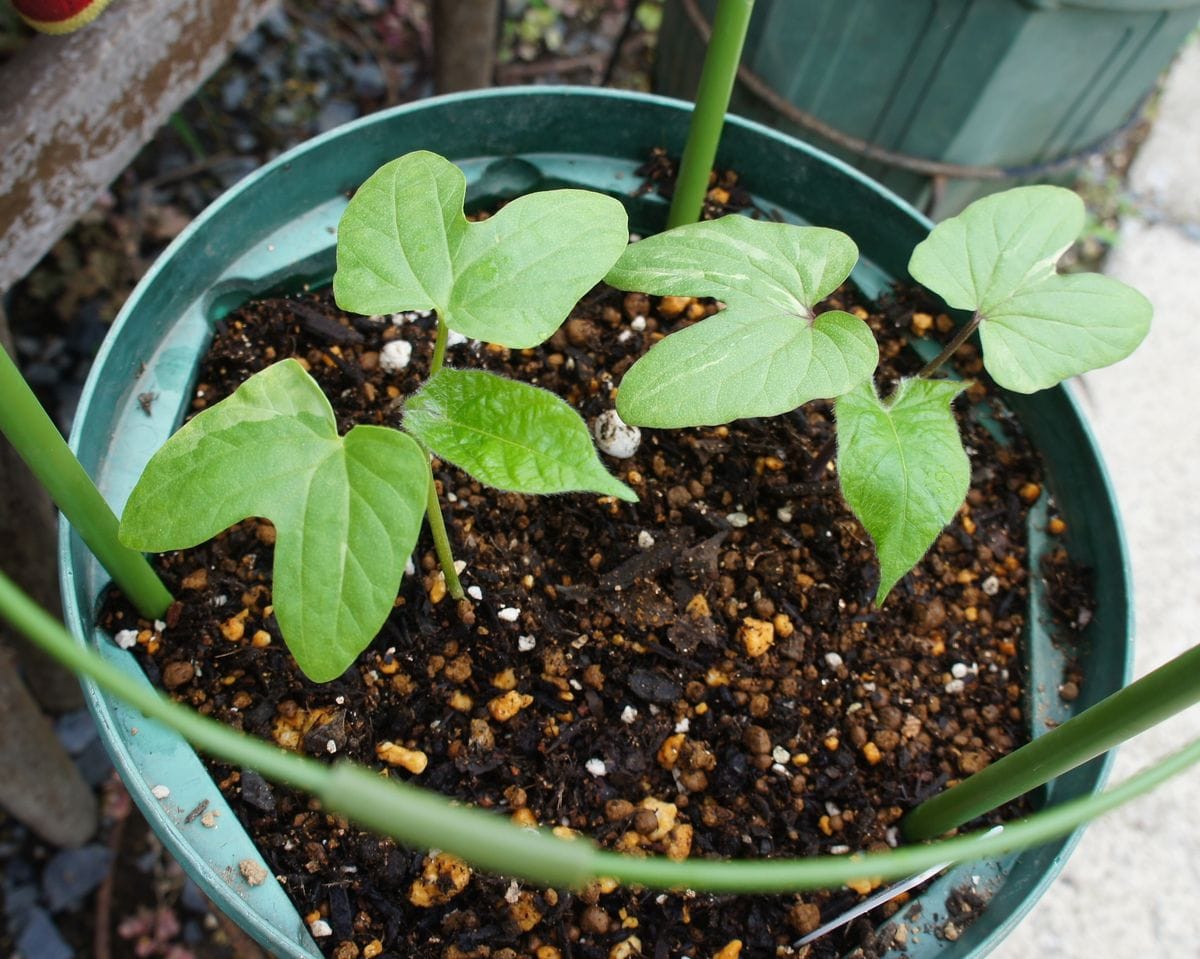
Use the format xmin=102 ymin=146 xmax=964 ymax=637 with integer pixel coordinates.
xmin=13 ymin=0 xmax=114 ymax=34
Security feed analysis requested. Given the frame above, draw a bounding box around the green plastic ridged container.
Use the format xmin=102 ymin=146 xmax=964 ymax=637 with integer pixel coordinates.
xmin=61 ymin=88 xmax=1133 ymax=958
xmin=657 ymin=0 xmax=1200 ymax=215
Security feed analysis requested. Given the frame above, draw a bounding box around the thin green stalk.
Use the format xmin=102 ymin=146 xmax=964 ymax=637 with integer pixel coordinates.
xmin=0 ymin=345 xmax=172 ymax=618
xmin=425 ymin=460 xmax=464 ymax=600
xmin=904 ymin=642 xmax=1200 ymax=841
xmin=422 ymin=316 xmax=464 ymax=599
xmin=2 ymin=568 xmax=1200 ymax=893
xmin=169 ymin=112 xmax=207 ymax=162
xmin=667 ymin=0 xmax=755 ymax=229
xmin=430 ymin=316 xmax=450 ymax=376
xmin=917 ymin=311 xmax=982 ymax=379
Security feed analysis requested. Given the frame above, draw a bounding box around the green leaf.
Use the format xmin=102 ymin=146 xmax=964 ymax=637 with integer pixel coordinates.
xmin=334 ymin=150 xmax=629 ymax=349
xmin=119 ymin=360 xmax=429 ymax=683
xmin=835 ymin=378 xmax=970 ymax=604
xmin=909 ymin=185 xmax=1151 ymax=393
xmin=606 ymin=216 xmax=876 ymax=427
xmin=405 ymin=368 xmax=636 ymax=503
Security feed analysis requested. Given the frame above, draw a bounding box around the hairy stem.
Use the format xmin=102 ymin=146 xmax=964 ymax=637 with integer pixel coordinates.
xmin=3 ymin=568 xmax=1200 ymax=893
xmin=918 ymin=311 xmax=982 ymax=379
xmin=904 ymin=642 xmax=1200 ymax=840
xmin=0 ymin=345 xmax=172 ymax=618
xmin=667 ymin=0 xmax=756 ymax=229
xmin=430 ymin=315 xmax=450 ymax=376
xmin=425 ymin=459 xmax=464 ymax=600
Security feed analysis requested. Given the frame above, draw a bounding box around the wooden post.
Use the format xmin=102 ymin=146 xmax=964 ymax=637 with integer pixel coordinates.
xmin=433 ymin=0 xmax=500 ymax=93
xmin=0 ymin=0 xmax=279 ymax=292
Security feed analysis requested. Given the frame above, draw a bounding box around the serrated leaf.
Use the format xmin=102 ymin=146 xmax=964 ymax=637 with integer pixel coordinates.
xmin=334 ymin=150 xmax=629 ymax=348
xmin=119 ymin=360 xmax=429 ymax=682
xmin=405 ymin=368 xmax=636 ymax=502
xmin=607 ymin=216 xmax=875 ymax=426
xmin=836 ymin=378 xmax=970 ymax=604
xmin=909 ymin=185 xmax=1151 ymax=393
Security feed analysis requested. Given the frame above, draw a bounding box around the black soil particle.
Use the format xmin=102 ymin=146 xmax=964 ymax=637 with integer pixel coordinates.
xmin=103 ymin=272 xmax=1067 ymax=959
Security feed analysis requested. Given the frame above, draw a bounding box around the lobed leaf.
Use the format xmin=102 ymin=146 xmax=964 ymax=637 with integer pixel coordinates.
xmin=405 ymin=368 xmax=636 ymax=502
xmin=835 ymin=378 xmax=970 ymax=604
xmin=607 ymin=216 xmax=875 ymax=426
xmin=334 ymin=151 xmax=629 ymax=348
xmin=119 ymin=360 xmax=429 ymax=683
xmin=909 ymin=185 xmax=1151 ymax=393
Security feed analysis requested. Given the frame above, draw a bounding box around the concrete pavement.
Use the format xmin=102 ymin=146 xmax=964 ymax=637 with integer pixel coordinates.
xmin=995 ymin=36 xmax=1200 ymax=959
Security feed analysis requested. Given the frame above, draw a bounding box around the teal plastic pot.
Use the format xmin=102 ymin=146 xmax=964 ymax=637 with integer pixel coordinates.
xmin=63 ymin=87 xmax=1132 ymax=959
xmin=658 ymin=0 xmax=1200 ymax=216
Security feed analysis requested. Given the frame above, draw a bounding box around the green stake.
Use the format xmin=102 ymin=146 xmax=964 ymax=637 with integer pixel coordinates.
xmin=0 ymin=344 xmax=172 ymax=618
xmin=668 ymin=0 xmax=755 ymax=229
xmin=904 ymin=643 xmax=1200 ymax=840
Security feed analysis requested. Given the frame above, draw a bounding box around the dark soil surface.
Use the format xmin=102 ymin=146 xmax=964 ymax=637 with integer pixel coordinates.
xmin=103 ymin=268 xmax=1053 ymax=959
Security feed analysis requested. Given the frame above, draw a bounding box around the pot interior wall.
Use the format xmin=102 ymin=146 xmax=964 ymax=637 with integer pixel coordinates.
xmin=63 ymin=88 xmax=1132 ymax=959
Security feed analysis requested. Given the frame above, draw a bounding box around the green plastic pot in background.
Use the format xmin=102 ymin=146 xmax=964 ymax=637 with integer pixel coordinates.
xmin=657 ymin=0 xmax=1200 ymax=216
xmin=62 ymin=87 xmax=1132 ymax=959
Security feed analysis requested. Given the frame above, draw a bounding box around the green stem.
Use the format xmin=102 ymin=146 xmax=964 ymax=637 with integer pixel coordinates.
xmin=422 ymin=316 xmax=463 ymax=599
xmin=425 ymin=460 xmax=464 ymax=601
xmin=904 ymin=642 xmax=1200 ymax=841
xmin=0 ymin=345 xmax=172 ymax=618
xmin=430 ymin=315 xmax=450 ymax=376
xmin=667 ymin=0 xmax=756 ymax=229
xmin=917 ymin=311 xmax=982 ymax=379
xmin=2 ymin=567 xmax=1200 ymax=893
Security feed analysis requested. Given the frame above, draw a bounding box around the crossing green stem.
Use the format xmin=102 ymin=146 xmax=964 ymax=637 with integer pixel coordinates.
xmin=3 ymin=568 xmax=1199 ymax=893
xmin=0 ymin=344 xmax=172 ymax=618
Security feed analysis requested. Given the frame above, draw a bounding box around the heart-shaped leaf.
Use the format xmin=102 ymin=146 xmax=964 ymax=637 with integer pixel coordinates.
xmin=333 ymin=150 xmax=630 ymax=349
xmin=405 ymin=368 xmax=636 ymax=502
xmin=606 ymin=216 xmax=876 ymax=427
xmin=836 ymin=377 xmax=970 ymax=604
xmin=909 ymin=185 xmax=1151 ymax=393
xmin=119 ymin=360 xmax=429 ymax=683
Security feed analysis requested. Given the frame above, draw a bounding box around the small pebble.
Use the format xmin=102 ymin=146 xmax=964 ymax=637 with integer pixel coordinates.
xmin=776 ymin=506 xmax=793 ymax=523
xmin=945 ymin=679 xmax=965 ymax=694
xmin=951 ymin=663 xmax=969 ymax=679
xmin=637 ymin=530 xmax=655 ymax=549
xmin=771 ymin=745 xmax=790 ymax=765
xmin=592 ymin=409 xmax=641 ymax=458
xmin=310 ymin=919 xmax=333 ymax=938
xmin=621 ymin=705 xmax=638 ymax=724
xmin=379 ymin=339 xmax=413 ymax=372
xmin=498 ymin=607 xmax=521 ymax=622
xmin=824 ymin=652 xmax=843 ymax=669
xmin=585 ymin=758 xmax=607 ymax=777
xmin=630 ymin=315 xmax=646 ymax=331
xmin=114 ymin=629 xmax=138 ymax=650
xmin=518 ymin=635 xmax=537 ymax=652
xmin=981 ymin=575 xmax=1000 ymax=596
xmin=467 ymin=585 xmax=483 ymax=601
xmin=726 ymin=511 xmax=749 ymax=528
xmin=151 ymin=784 xmax=170 ymax=800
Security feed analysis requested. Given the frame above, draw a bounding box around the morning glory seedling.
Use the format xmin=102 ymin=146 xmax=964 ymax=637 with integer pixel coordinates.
xmin=609 ymin=185 xmax=1151 ymax=605
xmin=606 ymin=216 xmax=877 ymax=427
xmin=121 ymin=151 xmax=634 ymax=682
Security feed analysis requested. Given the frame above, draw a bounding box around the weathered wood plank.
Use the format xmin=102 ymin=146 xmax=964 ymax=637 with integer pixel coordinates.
xmin=0 ymin=0 xmax=278 ymax=292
